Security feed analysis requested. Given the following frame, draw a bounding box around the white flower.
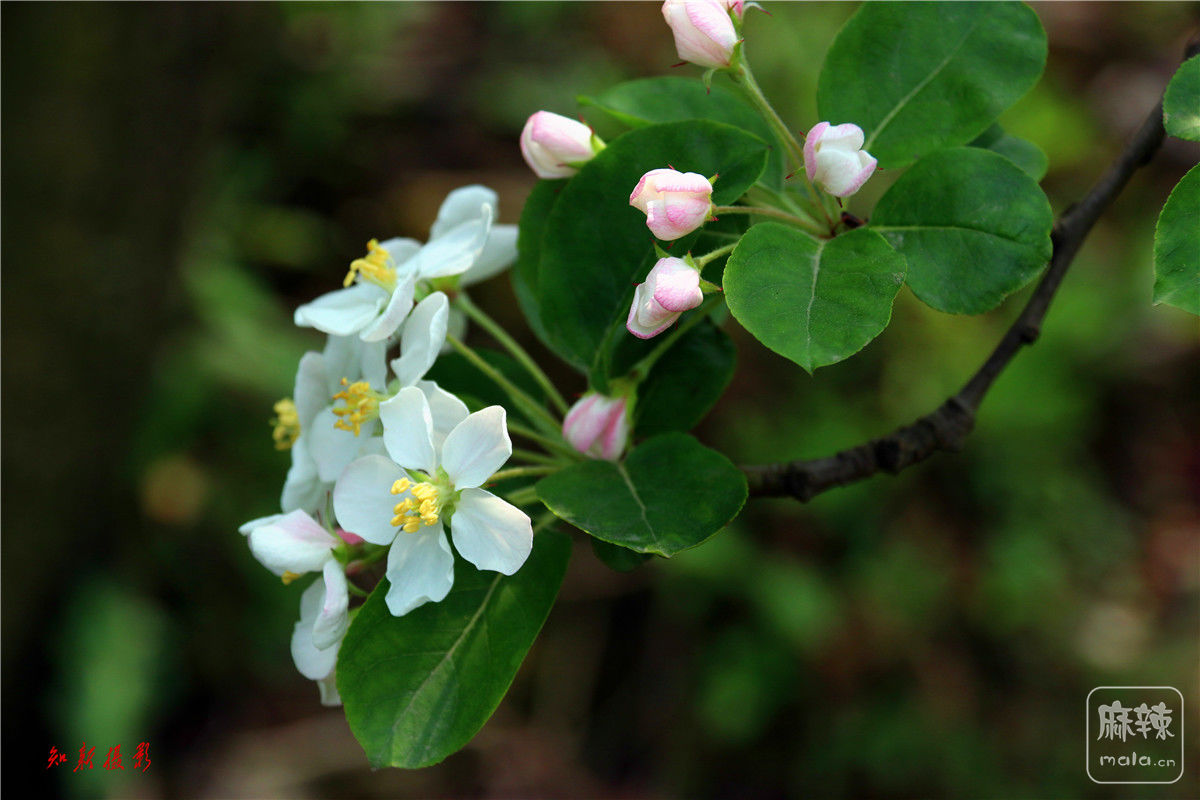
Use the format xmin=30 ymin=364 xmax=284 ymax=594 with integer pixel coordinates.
xmin=333 ymin=388 xmax=533 ymax=617
xmin=803 ymin=122 xmax=878 ymax=198
xmin=291 ymin=560 xmax=350 ymax=707
xmin=294 ymin=185 xmax=516 ymax=342
xmin=245 ymin=508 xmax=339 ymax=580
xmin=277 ymin=335 xmax=387 ymax=513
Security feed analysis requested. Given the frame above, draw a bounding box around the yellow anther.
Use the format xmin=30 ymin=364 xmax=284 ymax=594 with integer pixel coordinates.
xmin=403 ymin=519 xmax=421 ymax=534
xmin=421 ymin=514 xmax=439 ymax=526
xmin=271 ymin=398 xmax=301 ymax=450
xmin=331 ymin=379 xmax=380 ymax=436
xmin=281 ymin=571 xmax=301 ymax=585
xmin=393 ymin=499 xmax=414 ymax=515
xmin=419 ymin=499 xmax=437 ymax=515
xmin=390 ymin=478 xmax=411 ymax=495
xmin=343 ymin=238 xmax=397 ymax=289
xmin=390 ymin=514 xmax=406 ymax=527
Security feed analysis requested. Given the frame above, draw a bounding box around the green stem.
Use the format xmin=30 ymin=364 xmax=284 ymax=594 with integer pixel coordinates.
xmin=694 ymin=241 xmax=738 ymax=268
xmin=626 ymin=294 xmax=723 ymax=383
xmin=452 ymin=294 xmax=569 ymax=416
xmin=713 ymin=204 xmax=826 ymax=237
xmin=504 ymin=486 xmax=541 ymax=507
xmin=532 ymin=511 xmax=558 ymax=534
xmin=489 ymin=465 xmax=558 ymax=483
xmin=512 ymin=447 xmax=564 ymax=467
xmin=445 ymin=333 xmax=562 ymax=436
xmin=508 ymin=419 xmax=581 ymax=462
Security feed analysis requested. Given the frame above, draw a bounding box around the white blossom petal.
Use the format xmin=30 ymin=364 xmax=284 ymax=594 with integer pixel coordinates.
xmin=378 ymin=236 xmax=422 ymax=266
xmin=391 ymin=291 xmax=448 ymax=387
xmin=441 ymin=406 xmax=511 ymax=490
xmin=291 ymin=579 xmax=339 ymax=680
xmin=311 ymin=560 xmax=349 ymax=650
xmin=430 ymin=185 xmax=498 ymax=239
xmin=449 ymin=489 xmax=533 ymax=575
xmin=359 ymin=271 xmax=416 ymax=343
xmin=384 ymin=524 xmax=455 ymax=616
xmin=332 ymin=455 xmax=406 ymax=546
xmin=293 ymin=352 xmax=330 ymax=428
xmin=417 ymin=380 xmax=469 ymax=451
xmin=308 ymin=408 xmax=378 ymax=483
xmin=281 ymin=435 xmax=328 ymax=514
xmin=379 ymin=386 xmax=438 ymax=474
xmin=459 ymin=224 xmax=517 ymax=287
xmin=294 ymin=283 xmax=388 ymax=336
xmin=239 ymin=513 xmax=285 ymax=536
xmin=412 ymin=214 xmax=492 ymax=280
xmin=443 ymin=307 xmax=467 ymax=354
xmin=248 ymin=509 xmax=337 ymax=576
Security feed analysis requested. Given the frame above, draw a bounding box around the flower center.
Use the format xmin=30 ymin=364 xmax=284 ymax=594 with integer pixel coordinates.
xmin=389 ymin=477 xmax=447 ymax=533
xmin=343 ymin=238 xmax=397 ymax=290
xmin=271 ymin=398 xmax=301 ymax=450
xmin=331 ymin=378 xmax=383 ymax=436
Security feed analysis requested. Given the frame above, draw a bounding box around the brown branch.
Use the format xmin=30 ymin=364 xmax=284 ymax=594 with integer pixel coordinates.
xmin=744 ymin=43 xmax=1198 ymax=502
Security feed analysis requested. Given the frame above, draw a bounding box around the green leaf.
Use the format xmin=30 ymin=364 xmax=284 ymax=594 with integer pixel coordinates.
xmin=1153 ymin=164 xmax=1200 ymax=314
xmin=581 ymin=76 xmax=785 ymax=187
xmin=970 ymin=124 xmax=1048 ymax=180
xmin=818 ymin=1 xmax=1047 ymax=168
xmin=634 ymin=320 xmax=736 ymax=437
xmin=872 ymin=146 xmax=1053 ymax=314
xmin=723 ymin=223 xmax=905 ymax=372
xmin=591 ymin=537 xmax=654 ymax=572
xmin=537 ymin=432 xmax=746 ymax=556
xmin=1164 ymin=55 xmax=1200 ymax=141
xmin=339 ymin=530 xmax=572 ymax=769
xmin=513 ymin=179 xmax=569 ymax=362
xmin=537 ymin=121 xmax=769 ymax=369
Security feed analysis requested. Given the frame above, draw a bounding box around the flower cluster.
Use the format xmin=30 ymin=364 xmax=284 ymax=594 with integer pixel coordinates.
xmin=241 ymin=185 xmax=535 ymax=703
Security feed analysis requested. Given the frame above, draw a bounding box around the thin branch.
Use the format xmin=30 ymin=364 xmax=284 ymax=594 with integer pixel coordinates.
xmin=744 ymin=43 xmax=1196 ymax=502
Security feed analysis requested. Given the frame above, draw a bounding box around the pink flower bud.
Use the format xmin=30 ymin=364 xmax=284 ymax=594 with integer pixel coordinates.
xmin=662 ymin=0 xmax=739 ymax=70
xmin=563 ymin=393 xmax=629 ymax=461
xmin=629 ymin=168 xmax=714 ymax=241
xmin=336 ymin=528 xmax=365 ymax=546
xmin=520 ymin=111 xmax=601 ymax=180
xmin=626 ymin=257 xmax=703 ymax=339
xmin=803 ymin=121 xmax=878 ymax=198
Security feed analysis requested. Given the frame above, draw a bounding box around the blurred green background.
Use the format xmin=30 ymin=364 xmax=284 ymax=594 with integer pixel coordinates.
xmin=3 ymin=2 xmax=1198 ymax=798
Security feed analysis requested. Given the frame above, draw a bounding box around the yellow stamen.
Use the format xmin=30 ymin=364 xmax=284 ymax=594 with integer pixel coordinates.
xmin=343 ymin=238 xmax=396 ymax=289
xmin=389 ymin=481 xmax=443 ymax=532
xmin=281 ymin=571 xmax=301 ymax=585
xmin=403 ymin=519 xmax=421 ymax=534
xmin=331 ymin=378 xmax=380 ymax=436
xmin=271 ymin=398 xmax=301 ymax=450
xmin=390 ymin=478 xmax=411 ymax=495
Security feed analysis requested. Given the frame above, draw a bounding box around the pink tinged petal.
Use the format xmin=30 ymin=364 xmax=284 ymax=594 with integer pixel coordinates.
xmin=663 ymin=0 xmax=737 ymax=69
xmin=248 ymin=510 xmax=337 ymax=577
xmin=311 ymin=560 xmax=350 ymax=650
xmin=818 ymin=122 xmax=865 ymax=151
xmin=391 ymin=291 xmax=449 ymax=387
xmin=292 ymin=580 xmax=338 ymax=680
xmin=459 ymin=224 xmax=518 ymax=287
xmin=449 ymin=489 xmax=533 ymax=575
xmin=294 ymin=283 xmax=388 ymax=337
xmin=336 ymin=528 xmax=365 ymax=546
xmin=521 ymin=112 xmax=594 ymax=179
xmin=416 ymin=380 xmax=470 ymax=452
xmin=379 ymin=386 xmax=438 ymax=474
xmin=804 ymin=121 xmax=828 ymax=179
xmin=359 ymin=271 xmax=416 ymax=342
xmin=832 ymin=152 xmax=877 ymax=198
xmin=331 ymin=454 xmax=407 ymax=546
xmin=308 ymin=407 xmax=378 ymax=483
xmin=626 ymin=281 xmax=680 ymax=339
xmin=384 ymin=524 xmax=455 ymax=616
xmin=597 ymin=398 xmax=629 ymax=461
xmin=430 ymin=186 xmax=498 ymax=239
xmin=815 ymin=149 xmax=868 ymax=197
xmin=239 ymin=513 xmax=285 ymax=537
xmin=563 ymin=394 xmax=606 ymax=453
xmin=441 ymin=405 xmax=512 ymax=490
xmin=413 ymin=213 xmax=493 ymax=280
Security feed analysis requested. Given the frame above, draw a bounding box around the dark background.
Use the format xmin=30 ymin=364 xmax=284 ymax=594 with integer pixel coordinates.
xmin=3 ymin=2 xmax=1198 ymax=797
